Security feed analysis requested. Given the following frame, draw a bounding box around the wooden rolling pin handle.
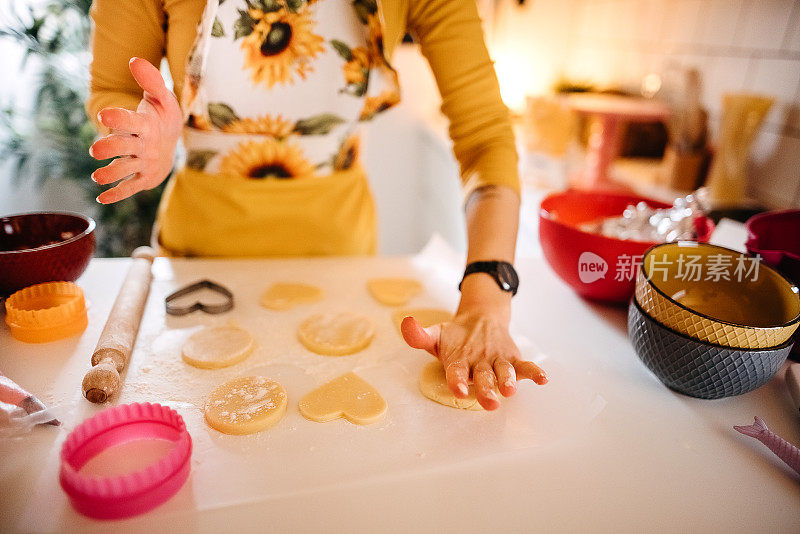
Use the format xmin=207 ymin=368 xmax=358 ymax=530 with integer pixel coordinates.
xmin=82 ymin=357 xmax=120 ymax=404
xmin=82 ymin=246 xmax=155 ymax=403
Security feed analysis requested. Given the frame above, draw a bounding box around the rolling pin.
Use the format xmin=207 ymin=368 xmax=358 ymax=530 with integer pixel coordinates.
xmin=82 ymin=246 xmax=156 ymax=403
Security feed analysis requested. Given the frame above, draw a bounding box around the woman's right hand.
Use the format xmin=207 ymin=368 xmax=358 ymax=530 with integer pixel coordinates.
xmin=90 ymin=57 xmax=183 ymax=204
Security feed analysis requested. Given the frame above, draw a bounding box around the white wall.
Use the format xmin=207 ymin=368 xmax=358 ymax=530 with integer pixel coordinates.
xmin=489 ymin=0 xmax=580 ymax=111
xmin=363 ymin=46 xmax=467 ymax=255
xmin=486 ymin=0 xmax=800 ymax=208
xmin=559 ymin=0 xmax=800 ymax=208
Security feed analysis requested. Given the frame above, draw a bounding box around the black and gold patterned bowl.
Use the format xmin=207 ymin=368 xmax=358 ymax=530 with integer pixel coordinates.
xmin=637 ymin=242 xmax=800 ymax=349
xmin=628 ymin=299 xmax=791 ymax=399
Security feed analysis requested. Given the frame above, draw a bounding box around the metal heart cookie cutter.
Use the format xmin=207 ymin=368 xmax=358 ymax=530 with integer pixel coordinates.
xmin=165 ymin=279 xmax=234 ymax=316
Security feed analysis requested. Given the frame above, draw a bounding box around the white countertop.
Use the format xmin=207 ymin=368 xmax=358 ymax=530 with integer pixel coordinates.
xmin=2 ymin=234 xmax=799 ymax=533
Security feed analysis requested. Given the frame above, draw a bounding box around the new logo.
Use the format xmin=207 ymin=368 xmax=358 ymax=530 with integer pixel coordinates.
xmin=578 ymin=252 xmax=607 ymax=283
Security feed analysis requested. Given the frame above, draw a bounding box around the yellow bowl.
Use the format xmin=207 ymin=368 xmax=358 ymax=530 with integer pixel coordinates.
xmin=636 ymin=242 xmax=800 ymax=349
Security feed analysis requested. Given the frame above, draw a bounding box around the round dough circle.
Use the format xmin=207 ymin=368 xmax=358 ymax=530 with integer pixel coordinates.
xmin=260 ymin=282 xmax=323 ymax=310
xmin=204 ymin=376 xmax=287 ymax=435
xmin=367 ymin=278 xmax=423 ymax=306
xmin=418 ymin=361 xmax=484 ymax=411
xmin=297 ymin=311 xmax=374 ymax=356
xmin=393 ymin=308 xmax=453 ymax=335
xmin=182 ymin=325 xmax=254 ymax=369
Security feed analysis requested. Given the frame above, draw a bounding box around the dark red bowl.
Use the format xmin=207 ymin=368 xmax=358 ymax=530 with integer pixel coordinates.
xmin=746 ymin=209 xmax=800 ymax=358
xmin=0 ymin=212 xmax=96 ymax=297
xmin=745 ymin=210 xmax=800 ymax=283
xmin=539 ymin=189 xmax=714 ymax=304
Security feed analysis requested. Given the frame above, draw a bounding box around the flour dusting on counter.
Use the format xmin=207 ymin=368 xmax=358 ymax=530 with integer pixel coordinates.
xmin=17 ymin=239 xmax=606 ymax=527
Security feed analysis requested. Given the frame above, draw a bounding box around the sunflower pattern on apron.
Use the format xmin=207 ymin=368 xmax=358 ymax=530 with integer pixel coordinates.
xmin=156 ymin=0 xmax=400 ymax=257
xmin=181 ymin=0 xmax=399 ymax=177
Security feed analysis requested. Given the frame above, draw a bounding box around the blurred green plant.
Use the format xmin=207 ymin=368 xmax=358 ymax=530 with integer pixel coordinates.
xmin=0 ymin=0 xmax=165 ymax=257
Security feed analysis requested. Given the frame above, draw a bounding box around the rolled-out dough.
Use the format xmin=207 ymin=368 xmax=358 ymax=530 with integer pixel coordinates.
xmin=297 ymin=311 xmax=374 ymax=356
xmin=298 ymin=372 xmax=386 ymax=425
xmin=204 ymin=375 xmax=287 ymax=434
xmin=181 ymin=325 xmax=254 ymax=369
xmin=367 ymin=278 xmax=423 ymax=306
xmin=418 ymin=360 xmax=484 ymax=411
xmin=260 ymin=282 xmax=323 ymax=310
xmin=392 ymin=308 xmax=453 ymax=335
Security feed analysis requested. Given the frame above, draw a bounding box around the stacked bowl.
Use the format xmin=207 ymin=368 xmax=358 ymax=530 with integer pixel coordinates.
xmin=628 ymin=241 xmax=800 ymax=399
xmin=745 ymin=209 xmax=800 ymax=359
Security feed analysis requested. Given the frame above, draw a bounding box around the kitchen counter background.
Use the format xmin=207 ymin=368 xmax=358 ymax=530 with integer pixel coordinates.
xmin=2 ymin=232 xmax=799 ymax=532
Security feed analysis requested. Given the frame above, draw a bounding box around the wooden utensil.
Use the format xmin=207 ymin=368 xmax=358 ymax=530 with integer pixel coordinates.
xmin=82 ymin=246 xmax=156 ymax=403
xmin=684 ymin=69 xmax=707 ymax=151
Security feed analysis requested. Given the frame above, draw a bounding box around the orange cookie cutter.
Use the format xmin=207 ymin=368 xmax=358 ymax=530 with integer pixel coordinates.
xmin=5 ymin=281 xmax=88 ymax=343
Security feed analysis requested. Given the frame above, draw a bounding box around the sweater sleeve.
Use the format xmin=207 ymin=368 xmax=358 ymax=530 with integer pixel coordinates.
xmin=86 ymin=0 xmax=167 ymax=129
xmin=406 ymin=0 xmax=520 ymax=198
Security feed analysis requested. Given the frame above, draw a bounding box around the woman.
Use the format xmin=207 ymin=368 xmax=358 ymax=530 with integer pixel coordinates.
xmin=87 ymin=0 xmax=546 ymax=410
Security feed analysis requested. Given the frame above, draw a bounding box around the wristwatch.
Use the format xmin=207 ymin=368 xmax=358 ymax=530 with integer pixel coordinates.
xmin=458 ymin=261 xmax=519 ymax=296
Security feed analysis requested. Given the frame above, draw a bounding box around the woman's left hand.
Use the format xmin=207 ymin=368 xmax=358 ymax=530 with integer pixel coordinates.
xmin=401 ymin=304 xmax=547 ymax=410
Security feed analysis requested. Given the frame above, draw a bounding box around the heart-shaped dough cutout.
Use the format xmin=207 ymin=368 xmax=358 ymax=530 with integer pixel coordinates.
xmin=260 ymin=282 xmax=323 ymax=310
xmin=298 ymin=372 xmax=386 ymax=425
xmin=367 ymin=278 xmax=423 ymax=306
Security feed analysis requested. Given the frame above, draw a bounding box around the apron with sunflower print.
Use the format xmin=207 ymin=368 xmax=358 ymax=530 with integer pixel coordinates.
xmin=156 ymin=0 xmax=400 ymax=256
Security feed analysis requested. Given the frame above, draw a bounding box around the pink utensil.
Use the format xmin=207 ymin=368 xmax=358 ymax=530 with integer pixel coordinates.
xmin=59 ymin=403 xmax=192 ymax=519
xmin=734 ymin=416 xmax=800 ymax=478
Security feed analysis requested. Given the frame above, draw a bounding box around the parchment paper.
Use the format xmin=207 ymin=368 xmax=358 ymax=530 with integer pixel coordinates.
xmin=18 ymin=237 xmax=605 ymax=532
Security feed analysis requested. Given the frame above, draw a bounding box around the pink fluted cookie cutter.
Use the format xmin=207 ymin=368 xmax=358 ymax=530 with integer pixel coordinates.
xmin=59 ymin=403 xmax=192 ymax=520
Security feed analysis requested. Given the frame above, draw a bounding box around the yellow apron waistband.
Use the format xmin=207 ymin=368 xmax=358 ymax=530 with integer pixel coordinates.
xmin=156 ymin=165 xmax=377 ymax=257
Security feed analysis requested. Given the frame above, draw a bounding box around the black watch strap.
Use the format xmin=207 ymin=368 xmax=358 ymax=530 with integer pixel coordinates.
xmin=458 ymin=261 xmax=519 ymax=296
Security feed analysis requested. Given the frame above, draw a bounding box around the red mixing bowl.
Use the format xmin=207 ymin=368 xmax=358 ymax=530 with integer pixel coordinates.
xmin=745 ymin=210 xmax=800 ymax=284
xmin=539 ymin=189 xmax=714 ymax=304
xmin=745 ymin=209 xmax=800 ymax=359
xmin=0 ymin=212 xmax=96 ymax=297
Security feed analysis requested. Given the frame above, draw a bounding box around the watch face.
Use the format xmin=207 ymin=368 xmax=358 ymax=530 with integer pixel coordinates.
xmin=496 ymin=262 xmax=519 ymax=292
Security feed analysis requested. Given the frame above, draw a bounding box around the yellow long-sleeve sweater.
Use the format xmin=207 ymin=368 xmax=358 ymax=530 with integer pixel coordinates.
xmin=87 ymin=0 xmax=520 ymax=198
